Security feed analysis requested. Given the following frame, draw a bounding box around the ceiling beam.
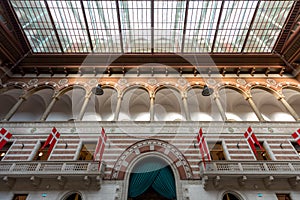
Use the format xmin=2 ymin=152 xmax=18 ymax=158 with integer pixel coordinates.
xmin=80 ymin=0 xmax=94 ymax=52
xmin=44 ymin=0 xmax=64 ymax=53
xmin=181 ymin=0 xmax=189 ymax=53
xmin=151 ymin=0 xmax=154 ymax=53
xmin=273 ymin=0 xmax=300 ymax=54
xmin=2 ymin=0 xmax=30 ymax=53
xmin=115 ymin=0 xmax=124 ymax=53
xmin=211 ymin=0 xmax=225 ymax=53
xmin=241 ymin=0 xmax=261 ymax=53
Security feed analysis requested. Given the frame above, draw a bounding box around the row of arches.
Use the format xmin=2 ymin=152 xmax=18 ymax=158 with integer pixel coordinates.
xmin=0 ymin=83 xmax=299 ymax=121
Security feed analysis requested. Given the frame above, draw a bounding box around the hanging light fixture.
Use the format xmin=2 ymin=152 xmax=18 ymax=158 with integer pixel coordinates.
xmin=92 ymin=84 xmax=104 ymax=95
xmin=202 ymin=85 xmax=214 ymax=96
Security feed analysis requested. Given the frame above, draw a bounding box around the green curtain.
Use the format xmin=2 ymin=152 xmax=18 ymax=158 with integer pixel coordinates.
xmin=128 ymin=160 xmax=176 ymax=199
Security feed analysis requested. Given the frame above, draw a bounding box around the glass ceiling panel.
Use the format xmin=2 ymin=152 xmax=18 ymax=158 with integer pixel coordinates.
xmin=9 ymin=0 xmax=296 ymax=54
xmin=47 ymin=0 xmax=90 ymax=53
xmin=10 ymin=0 xmax=61 ymax=53
xmin=184 ymin=1 xmax=221 ymax=53
xmin=214 ymin=1 xmax=257 ymax=53
xmin=154 ymin=0 xmax=186 ymax=53
xmin=119 ymin=1 xmax=151 ymax=53
xmin=244 ymin=0 xmax=295 ymax=53
xmin=83 ymin=1 xmax=121 ymax=53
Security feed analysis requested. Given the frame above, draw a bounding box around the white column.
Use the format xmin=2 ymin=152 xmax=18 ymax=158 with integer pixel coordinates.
xmin=213 ymin=94 xmax=227 ymax=121
xmin=77 ymin=92 xmax=92 ymax=121
xmin=182 ymin=93 xmax=191 ymax=121
xmin=40 ymin=95 xmax=59 ymax=121
xmin=3 ymin=96 xmax=26 ymax=121
xmin=114 ymin=94 xmax=123 ymax=121
xmin=245 ymin=96 xmax=265 ymax=121
xmin=150 ymin=94 xmax=155 ymax=121
xmin=278 ymin=96 xmax=300 ymax=121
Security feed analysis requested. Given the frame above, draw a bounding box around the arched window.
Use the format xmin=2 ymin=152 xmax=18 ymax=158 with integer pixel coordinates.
xmin=64 ymin=193 xmax=82 ymax=200
xmin=222 ymin=193 xmax=241 ymax=200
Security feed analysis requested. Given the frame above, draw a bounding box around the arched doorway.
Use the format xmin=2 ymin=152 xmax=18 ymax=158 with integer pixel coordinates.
xmin=63 ymin=192 xmax=82 ymax=200
xmin=128 ymin=157 xmax=176 ymax=200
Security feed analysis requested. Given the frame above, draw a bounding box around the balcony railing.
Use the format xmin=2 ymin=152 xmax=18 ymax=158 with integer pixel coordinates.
xmin=0 ymin=161 xmax=104 ymax=177
xmin=200 ymin=161 xmax=300 ymax=176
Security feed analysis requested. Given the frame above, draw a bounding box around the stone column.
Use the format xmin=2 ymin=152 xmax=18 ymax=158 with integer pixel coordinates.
xmin=245 ymin=96 xmax=265 ymax=121
xmin=40 ymin=95 xmax=59 ymax=121
xmin=77 ymin=92 xmax=92 ymax=121
xmin=278 ymin=96 xmax=300 ymax=121
xmin=213 ymin=94 xmax=227 ymax=121
xmin=3 ymin=96 xmax=26 ymax=121
xmin=150 ymin=94 xmax=155 ymax=121
xmin=114 ymin=94 xmax=123 ymax=121
xmin=182 ymin=93 xmax=191 ymax=121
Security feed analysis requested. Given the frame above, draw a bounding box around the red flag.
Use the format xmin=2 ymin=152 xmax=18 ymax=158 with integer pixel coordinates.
xmin=292 ymin=129 xmax=300 ymax=146
xmin=41 ymin=127 xmax=60 ymax=156
xmin=196 ymin=128 xmax=211 ymax=168
xmin=0 ymin=128 xmax=12 ymax=150
xmin=244 ymin=127 xmax=263 ymax=156
xmin=93 ymin=127 xmax=107 ymax=162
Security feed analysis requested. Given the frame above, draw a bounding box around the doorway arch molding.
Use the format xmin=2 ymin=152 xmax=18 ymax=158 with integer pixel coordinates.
xmin=111 ymin=139 xmax=193 ymax=180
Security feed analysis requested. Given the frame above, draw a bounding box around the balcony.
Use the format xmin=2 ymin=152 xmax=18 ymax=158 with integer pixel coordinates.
xmin=200 ymin=161 xmax=300 ymax=190
xmin=0 ymin=161 xmax=105 ymax=190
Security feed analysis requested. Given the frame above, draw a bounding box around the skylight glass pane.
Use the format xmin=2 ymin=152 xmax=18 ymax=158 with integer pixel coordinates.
xmin=184 ymin=1 xmax=221 ymax=53
xmin=83 ymin=1 xmax=121 ymax=53
xmin=214 ymin=1 xmax=257 ymax=53
xmin=154 ymin=1 xmax=186 ymax=53
xmin=10 ymin=0 xmax=61 ymax=53
xmin=244 ymin=0 xmax=295 ymax=53
xmin=48 ymin=0 xmax=90 ymax=53
xmin=119 ymin=1 xmax=151 ymax=53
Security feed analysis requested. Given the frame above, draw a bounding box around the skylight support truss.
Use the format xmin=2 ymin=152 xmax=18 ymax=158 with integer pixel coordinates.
xmin=211 ymin=0 xmax=225 ymax=53
xmin=115 ymin=0 xmax=124 ymax=53
xmin=241 ymin=0 xmax=261 ymax=52
xmin=80 ymin=0 xmax=93 ymax=52
xmin=43 ymin=0 xmax=63 ymax=53
xmin=181 ymin=0 xmax=189 ymax=53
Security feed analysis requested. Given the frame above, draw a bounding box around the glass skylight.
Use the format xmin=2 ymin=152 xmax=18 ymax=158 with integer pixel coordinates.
xmin=10 ymin=0 xmax=296 ymax=54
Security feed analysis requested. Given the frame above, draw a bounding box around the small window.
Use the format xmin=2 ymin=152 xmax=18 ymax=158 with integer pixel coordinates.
xmin=64 ymin=193 xmax=82 ymax=200
xmin=0 ymin=142 xmax=13 ymax=161
xmin=208 ymin=142 xmax=225 ymax=160
xmin=255 ymin=142 xmax=271 ymax=161
xmin=276 ymin=193 xmax=292 ymax=200
xmin=222 ymin=193 xmax=240 ymax=200
xmin=33 ymin=142 xmax=50 ymax=161
xmin=291 ymin=142 xmax=300 ymax=157
xmin=78 ymin=143 xmax=96 ymax=161
xmin=12 ymin=194 xmax=28 ymax=200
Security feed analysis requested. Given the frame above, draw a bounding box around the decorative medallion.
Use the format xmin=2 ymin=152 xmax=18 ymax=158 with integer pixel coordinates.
xmin=30 ymin=128 xmax=37 ymax=133
xmin=266 ymin=79 xmax=276 ymax=86
xmin=227 ymin=127 xmax=234 ymax=133
xmin=268 ymin=127 xmax=274 ymax=133
xmin=28 ymin=79 xmax=38 ymax=86
xmin=236 ymin=78 xmax=247 ymax=86
xmin=88 ymin=79 xmax=98 ymax=86
xmin=206 ymin=79 xmax=216 ymax=86
xmin=147 ymin=79 xmax=157 ymax=86
xmin=118 ymin=78 xmax=127 ymax=85
xmin=58 ymin=79 xmax=68 ymax=86
xmin=177 ymin=78 xmax=187 ymax=86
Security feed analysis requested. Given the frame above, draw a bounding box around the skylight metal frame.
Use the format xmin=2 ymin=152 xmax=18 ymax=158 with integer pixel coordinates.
xmin=8 ymin=0 xmax=297 ymax=54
